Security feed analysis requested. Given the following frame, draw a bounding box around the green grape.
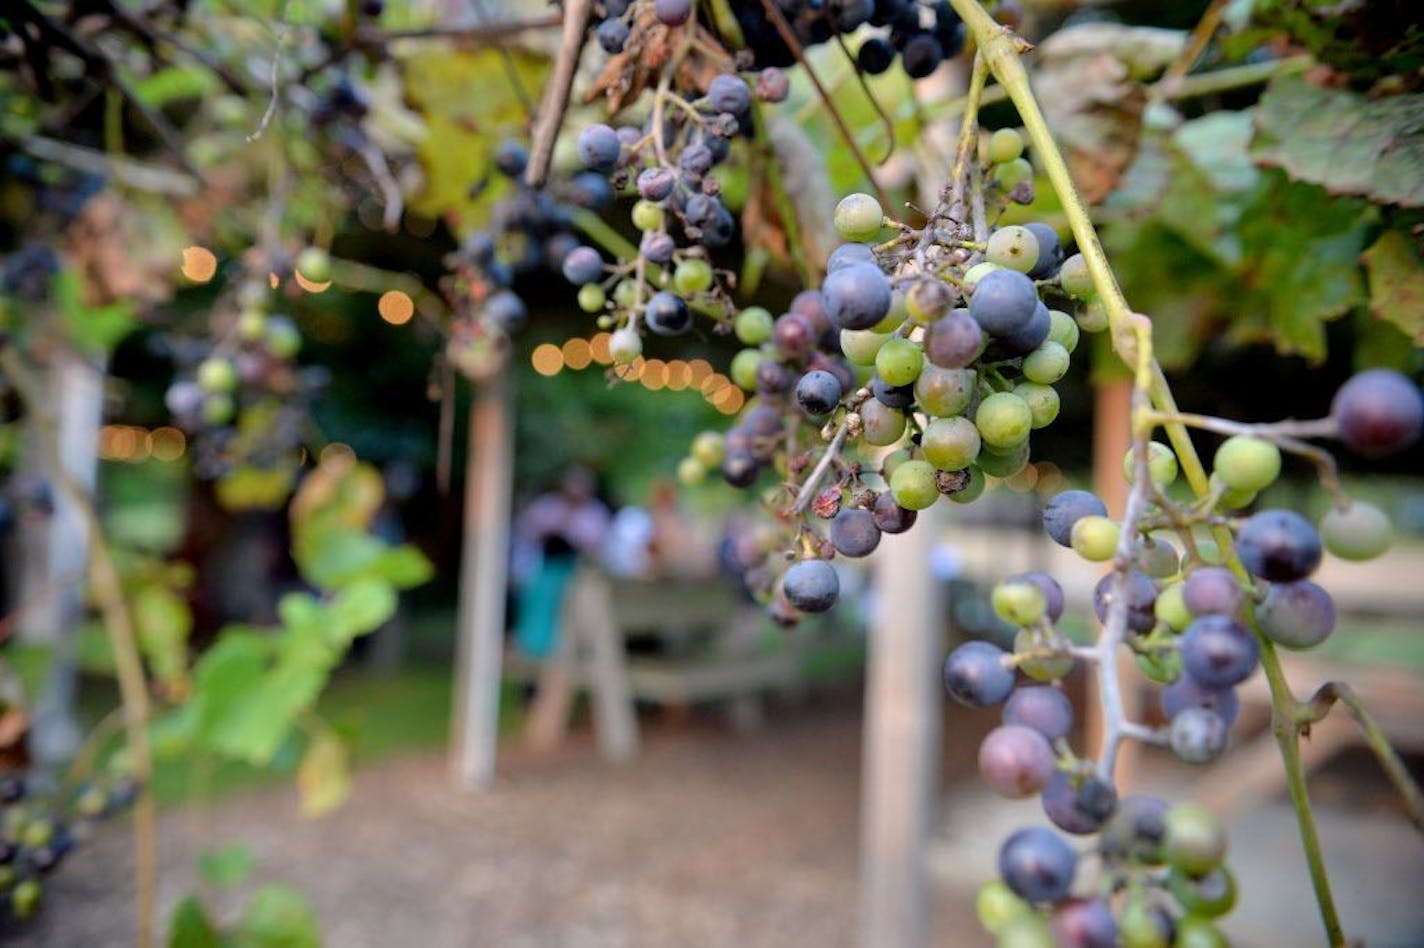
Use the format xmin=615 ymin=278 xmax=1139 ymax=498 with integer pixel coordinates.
xmin=1046 ymin=310 xmax=1079 ymax=353
xmin=1071 ymin=515 xmax=1120 ymax=562
xmin=730 ymin=348 xmax=764 ymax=390
xmin=906 ymin=280 xmax=952 ymax=324
xmin=1183 ymin=539 xmax=1227 ymax=569
xmin=610 ymin=326 xmax=642 ymax=363
xmin=916 ymin=365 xmax=976 ymax=417
xmin=1014 ymin=383 xmax=1060 ymax=429
xmin=1022 ymin=342 xmax=1070 ymax=384
xmin=1214 ymin=478 xmax=1257 ymax=511
xmin=1213 ymin=436 xmax=1281 ymax=492
xmin=875 ymin=337 xmax=924 ymax=387
xmin=1155 ymin=582 xmax=1190 ymax=631
xmin=596 ymin=315 xmax=615 ymax=330
xmin=20 ymin=819 xmax=52 ymax=849
xmin=691 ymin=431 xmax=725 ymax=467
xmin=861 ymin=399 xmax=908 ymax=446
xmin=578 ymin=283 xmax=607 ymax=313
xmin=202 ymin=393 xmax=234 ymax=425
xmin=977 ymin=439 xmax=1030 ymax=478
xmin=1320 ymin=500 xmax=1393 ymax=560
xmin=962 ymin=261 xmax=1001 ymax=290
xmin=237 ymin=309 xmax=267 ymax=341
xmin=1174 ymin=916 xmax=1229 ymax=948
xmin=1118 ymin=892 xmax=1169 ymax=948
xmin=676 ymin=456 xmax=705 ymax=486
xmin=1076 ymin=299 xmax=1109 ymax=333
xmin=735 ymin=306 xmax=774 ymax=345
xmin=1135 ymin=646 xmax=1183 ymax=684
xmin=1014 ymin=628 xmax=1073 ymax=681
xmin=841 ymin=328 xmax=889 ymax=366
xmin=1124 ymin=441 xmax=1179 ymax=488
xmin=197 ymin=357 xmax=236 ymax=393
xmin=975 ymin=880 xmax=1031 ymax=935
xmin=674 ymin=259 xmax=714 ymax=295
xmin=1163 ymin=802 xmax=1226 ymax=875
xmin=993 ymin=580 xmax=1047 ymax=626
xmin=11 ymin=879 xmax=40 ymax=920
xmin=880 ymin=448 xmax=913 ymax=481
xmin=834 ymin=192 xmax=885 ymax=242
xmin=890 ymin=459 xmax=939 ymax=509
xmin=995 ymin=913 xmax=1054 ymax=948
xmin=922 ymin=416 xmax=981 ymax=471
xmin=986 ymin=225 xmax=1040 ymax=274
xmin=295 ymin=245 xmax=332 ymax=283
xmin=1137 ymin=537 xmax=1181 ymax=579
xmin=976 ymin=392 xmax=1033 ymax=448
xmin=631 ymin=199 xmax=664 ymax=231
xmin=613 ymin=279 xmax=639 ymax=309
xmin=987 ymin=127 xmax=1025 ymax=164
xmin=1169 ymin=865 xmax=1237 ymax=918
xmin=994 ymin=157 xmax=1034 ymax=191
xmin=873 ymin=290 xmax=909 ymax=333
xmin=1058 ymin=253 xmax=1093 ymax=299
xmin=949 ymin=464 xmax=987 ymax=503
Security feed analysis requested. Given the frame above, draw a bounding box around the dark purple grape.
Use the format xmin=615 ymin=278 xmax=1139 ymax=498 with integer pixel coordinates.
xmin=1024 ymin=222 xmax=1062 ymax=279
xmin=576 ymin=123 xmax=621 ymax=173
xmin=561 ymin=245 xmax=602 ymax=285
xmin=998 ymin=301 xmax=1051 ymax=354
xmin=678 ymin=143 xmax=714 ymax=179
xmin=924 ymin=310 xmax=982 ymax=368
xmin=645 ymin=291 xmax=691 ymax=336
xmin=857 ymin=37 xmax=897 ymax=74
xmin=871 ymin=491 xmax=917 ymax=534
xmin=774 ymin=313 xmax=816 ymax=360
xmin=789 ymin=289 xmax=831 ymax=337
xmin=796 ymin=369 xmax=843 ymax=416
xmin=1181 ymin=615 xmax=1259 ymax=689
xmin=969 ymin=268 xmax=1038 ymax=336
xmin=756 ymin=360 xmax=796 ymax=395
xmin=640 ymin=231 xmax=675 ymax=265
xmin=828 ymin=242 xmax=877 ymax=272
xmin=900 ymin=33 xmax=944 ymax=78
xmin=1100 ymin=794 xmax=1169 ymax=865
xmin=494 ymin=139 xmax=528 ymax=178
xmin=827 ymin=0 xmax=874 ymax=32
xmin=637 ymin=167 xmax=676 ymax=201
xmin=484 ymin=290 xmax=527 ymax=333
xmin=822 ymin=261 xmax=892 ymax=331
xmin=783 ymin=559 xmax=839 ymax=612
xmin=653 ymin=0 xmax=692 ymax=26
xmin=0 ymin=777 xmax=24 ymax=804
xmin=1182 ymin=566 xmax=1243 ymax=618
xmin=597 ymin=17 xmax=629 ymax=53
xmin=464 ymin=231 xmax=496 ymax=264
xmin=569 ymin=171 xmax=614 ymax=210
xmin=1237 ymin=509 xmax=1322 ymax=582
xmin=1255 ymin=580 xmax=1335 ymax=649
xmin=1003 ymin=684 xmax=1073 ymax=739
xmin=1043 ymin=490 xmax=1108 ymax=547
xmin=1332 ymin=369 xmax=1423 ymax=457
xmin=1008 ymin=572 xmax=1065 ymax=623
xmin=707 ymin=74 xmax=751 ymax=115
xmin=978 ymin=724 xmax=1055 ymax=798
xmin=1052 ymin=897 xmax=1116 ymax=948
xmin=831 ymin=507 xmax=882 ymax=558
xmin=808 ymin=353 xmax=856 ymax=394
xmin=871 ymin=376 xmax=915 ymax=409
xmin=943 ymin=641 xmax=1014 ymax=707
xmin=997 ymin=826 xmax=1077 ymax=904
xmin=1160 ymin=677 xmax=1239 ymax=728
xmin=1042 ymin=771 xmax=1118 ymax=835
xmin=1169 ymin=707 xmax=1228 ymax=764
xmin=722 ymin=450 xmax=759 ymax=487
xmin=756 ymin=67 xmax=790 ymax=102
xmin=1093 ymin=569 xmax=1158 ymax=633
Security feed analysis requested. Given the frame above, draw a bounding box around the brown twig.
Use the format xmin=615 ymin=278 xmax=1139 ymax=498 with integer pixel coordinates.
xmin=525 ymin=0 xmax=594 ymax=188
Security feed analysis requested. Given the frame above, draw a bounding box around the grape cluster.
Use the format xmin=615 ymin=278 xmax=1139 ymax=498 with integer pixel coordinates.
xmin=939 ymin=368 xmax=1421 ymax=944
xmin=730 ymin=0 xmax=967 ymax=81
xmin=0 ymin=773 xmax=138 ymax=925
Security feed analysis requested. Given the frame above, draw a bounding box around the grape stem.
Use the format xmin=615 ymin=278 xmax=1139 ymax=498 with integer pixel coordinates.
xmin=524 ymin=0 xmax=594 ymax=188
xmin=792 ymin=421 xmax=850 ymax=514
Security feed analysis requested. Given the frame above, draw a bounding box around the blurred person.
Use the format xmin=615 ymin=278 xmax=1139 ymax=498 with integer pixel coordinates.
xmin=646 ymin=478 xmax=716 ymax=577
xmin=510 ymin=466 xmax=611 ymax=658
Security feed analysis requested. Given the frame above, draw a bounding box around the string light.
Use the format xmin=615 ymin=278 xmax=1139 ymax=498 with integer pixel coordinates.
xmin=590 ymin=333 xmax=612 ymax=365
xmin=180 ymin=246 xmax=217 ymax=283
xmin=378 ymin=290 xmax=415 ymax=325
xmin=531 ymin=343 xmax=564 ymax=376
xmin=665 ymin=360 xmax=691 ymax=391
xmin=561 ymin=338 xmax=592 ymax=370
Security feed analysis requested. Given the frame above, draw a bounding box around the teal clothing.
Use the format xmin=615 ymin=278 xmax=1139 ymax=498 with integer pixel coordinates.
xmin=515 ymin=554 xmax=578 ymax=658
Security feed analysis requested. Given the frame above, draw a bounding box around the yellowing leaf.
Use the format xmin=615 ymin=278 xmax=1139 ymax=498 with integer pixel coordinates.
xmin=1361 ymin=229 xmax=1424 ymax=345
xmin=296 ymin=730 xmax=351 ymax=818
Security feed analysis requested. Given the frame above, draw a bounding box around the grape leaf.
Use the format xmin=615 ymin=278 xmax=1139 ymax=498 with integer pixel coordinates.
xmin=236 ymin=885 xmax=321 ymax=948
xmin=296 ymin=729 xmax=351 ymax=818
xmin=167 ymin=897 xmax=223 ymax=948
xmin=1252 ymin=75 xmax=1424 ymax=208
xmin=1360 ymin=228 xmax=1424 ymax=344
xmin=197 ymin=845 xmax=254 ymax=889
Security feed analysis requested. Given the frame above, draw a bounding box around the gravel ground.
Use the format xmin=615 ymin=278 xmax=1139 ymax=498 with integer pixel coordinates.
xmin=13 ymin=695 xmax=980 ymax=948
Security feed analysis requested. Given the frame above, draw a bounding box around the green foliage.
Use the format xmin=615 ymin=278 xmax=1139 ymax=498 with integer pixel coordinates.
xmin=197 ymin=845 xmax=255 ymax=889
xmin=1245 ymin=0 xmax=1424 ymax=85
xmin=1360 ymin=229 xmax=1424 ymax=345
xmin=53 ymin=269 xmax=136 ymax=354
xmin=168 ymin=884 xmax=321 ymax=948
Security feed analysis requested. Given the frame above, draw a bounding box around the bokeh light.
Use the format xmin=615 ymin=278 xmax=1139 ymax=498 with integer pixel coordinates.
xmin=378 ymin=290 xmax=415 ymax=325
xmin=180 ymin=246 xmax=217 ymax=283
xmin=531 ymin=343 xmax=564 ymax=376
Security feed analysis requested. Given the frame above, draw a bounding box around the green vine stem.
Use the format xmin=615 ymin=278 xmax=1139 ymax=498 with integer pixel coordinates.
xmin=0 ymin=344 xmax=158 ymax=947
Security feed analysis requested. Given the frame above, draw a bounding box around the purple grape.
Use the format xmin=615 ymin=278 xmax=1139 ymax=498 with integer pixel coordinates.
xmin=871 ymin=491 xmax=917 ymax=534
xmin=871 ymin=376 xmax=915 ymax=409
xmin=1100 ymin=794 xmax=1169 ymax=865
xmin=1182 ymin=566 xmax=1243 ymax=618
xmin=1332 ymin=369 xmax=1423 ymax=456
xmin=1255 ymin=580 xmax=1336 ymax=649
xmin=1181 ymin=615 xmax=1259 ymax=689
xmin=1042 ymin=771 xmax=1118 ymax=835
xmin=561 ymin=245 xmax=602 ymax=285
xmin=484 ymin=290 xmax=527 ymax=333
xmin=707 ymin=74 xmax=751 ymax=115
xmin=678 ymin=142 xmax=714 ymax=178
xmin=644 ymin=291 xmax=691 ymax=336
xmin=969 ymin=268 xmax=1038 ymax=336
xmin=827 ymin=0 xmax=873 ymax=32
xmin=1093 ymin=570 xmax=1158 ymax=633
xmin=756 ymin=68 xmax=790 ymax=102
xmin=794 ymin=370 xmax=841 ymax=417
xmin=998 ymin=301 xmax=1051 ymax=354
xmin=830 ymin=507 xmax=882 ymax=558
xmin=637 ymin=167 xmax=676 ymax=201
xmin=493 ymin=139 xmax=528 ymax=178
xmin=570 ymin=171 xmax=614 ymax=210
xmin=773 ymin=313 xmax=816 ymax=360
xmin=822 ymin=261 xmax=892 ymax=331
xmin=979 ymin=724 xmax=1056 ymax=798
xmin=943 ymin=640 xmax=1015 ymax=708
xmin=1238 ymin=509 xmax=1322 ymax=582
xmin=1025 ymin=222 xmax=1062 ymax=279
xmin=1052 ymin=897 xmax=1116 ymax=948
xmin=901 ymin=33 xmax=944 ymax=79
xmin=1160 ymin=677 xmax=1239 ymax=728
xmin=1008 ymin=572 xmax=1065 ymax=623
xmin=640 ymin=231 xmax=675 ymax=265
xmin=997 ymin=826 xmax=1077 ymax=904
xmin=857 ymin=37 xmax=896 ymax=75
xmin=755 ymin=360 xmax=795 ymax=395
xmin=1004 ymin=685 xmax=1073 ymax=740
xmin=576 ymin=123 xmax=621 ymax=173
xmin=1169 ymin=707 xmax=1228 ymax=764
xmin=653 ymin=0 xmax=692 ymax=26
xmin=827 ymin=242 xmax=877 ymax=272
xmin=783 ymin=559 xmax=839 ymax=613
xmin=721 ymin=450 xmax=758 ymax=488
xmin=596 ymin=17 xmax=629 ymax=53
xmin=809 ymin=353 xmax=856 ymax=394
xmin=789 ymin=289 xmax=831 ymax=336
xmin=924 ymin=309 xmax=982 ymax=368
xmin=1042 ymin=490 xmax=1107 ymax=547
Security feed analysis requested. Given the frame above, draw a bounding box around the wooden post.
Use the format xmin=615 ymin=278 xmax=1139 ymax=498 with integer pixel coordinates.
xmin=860 ymin=509 xmax=940 ymax=948
xmin=450 ymin=367 xmax=515 ymax=790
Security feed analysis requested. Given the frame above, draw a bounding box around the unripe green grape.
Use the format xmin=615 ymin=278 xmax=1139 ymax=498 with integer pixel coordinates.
xmin=613 ymin=279 xmax=639 ymax=309
xmin=861 ymin=399 xmax=908 ymax=446
xmin=1174 ymin=916 xmax=1228 ymax=948
xmin=734 ymin=306 xmax=774 ymax=345
xmin=993 ymin=580 xmax=1047 ymax=626
xmin=995 ymin=913 xmax=1054 ymax=948
xmin=1137 ymin=537 xmax=1180 ymax=578
xmin=1169 ymin=866 xmax=1237 ymax=919
xmin=578 ymin=283 xmax=607 ymax=313
xmin=1076 ymin=299 xmax=1108 ymax=333
xmin=875 ymin=337 xmax=924 ymax=387
xmin=202 ymin=393 xmax=234 ymax=425
xmin=1046 ymin=310 xmax=1079 ymax=353
xmin=1123 ymin=441 xmax=1178 ymax=488
xmin=237 ymin=309 xmax=267 ymax=341
xmin=264 ymin=318 xmax=301 ymax=359
xmin=21 ymin=819 xmax=53 ymax=849
xmin=631 ymin=199 xmax=664 ymax=231
xmin=994 ymin=156 xmax=1034 ymax=191
xmin=295 ymin=246 xmax=332 ymax=283
xmin=1213 ymin=436 xmax=1281 ymax=492
xmin=906 ymin=279 xmax=952 ymax=324
xmin=677 ymin=456 xmax=706 ymax=486
xmin=880 ymin=448 xmax=913 ymax=481
xmin=890 ymin=459 xmax=939 ymax=509
xmin=1320 ymin=500 xmax=1392 ymax=560
xmin=691 ymin=431 xmax=725 ymax=468
xmin=610 ymin=326 xmax=642 ymax=363
xmin=948 ymin=464 xmax=986 ymax=503
xmin=873 ymin=290 xmax=908 ymax=333
xmin=987 ymin=127 xmax=1025 ymax=164
xmin=1071 ymin=515 xmax=1120 ymax=562
xmin=1014 ymin=628 xmax=1073 ymax=681
xmin=922 ymin=416 xmax=981 ymax=471
xmin=976 ymin=392 xmax=1033 ymax=448
xmin=597 ymin=315 xmax=615 ymax=329
xmin=197 ymin=357 xmax=237 ymax=393
xmin=1136 ymin=647 xmax=1182 ymax=684
xmin=730 ymin=348 xmax=764 ymax=390
xmin=674 ymin=259 xmax=714 ymax=295
xmin=1155 ymin=581 xmax=1190 ymax=631
xmin=834 ymin=192 xmax=885 ymax=242
xmin=976 ymin=439 xmax=1030 ymax=478
xmin=1214 ymin=478 xmax=1256 ymax=511
xmin=1118 ymin=892 xmax=1170 ymax=948
xmin=841 ymin=328 xmax=888 ymax=365
xmin=11 ymin=879 xmax=40 ymax=920
xmin=1163 ymin=802 xmax=1227 ymax=875
xmin=1182 ymin=539 xmax=1226 ymax=569
xmin=975 ymin=880 xmax=1031 ymax=935
xmin=986 ymin=225 xmax=1040 ymax=274
xmin=1058 ymin=253 xmax=1093 ymax=299
xmin=1015 ymin=383 xmax=1060 ymax=429
xmin=962 ymin=261 xmax=1001 ymax=291
xmin=1022 ymin=342 xmax=1070 ymax=385
xmin=916 ymin=366 xmax=976 ymax=417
